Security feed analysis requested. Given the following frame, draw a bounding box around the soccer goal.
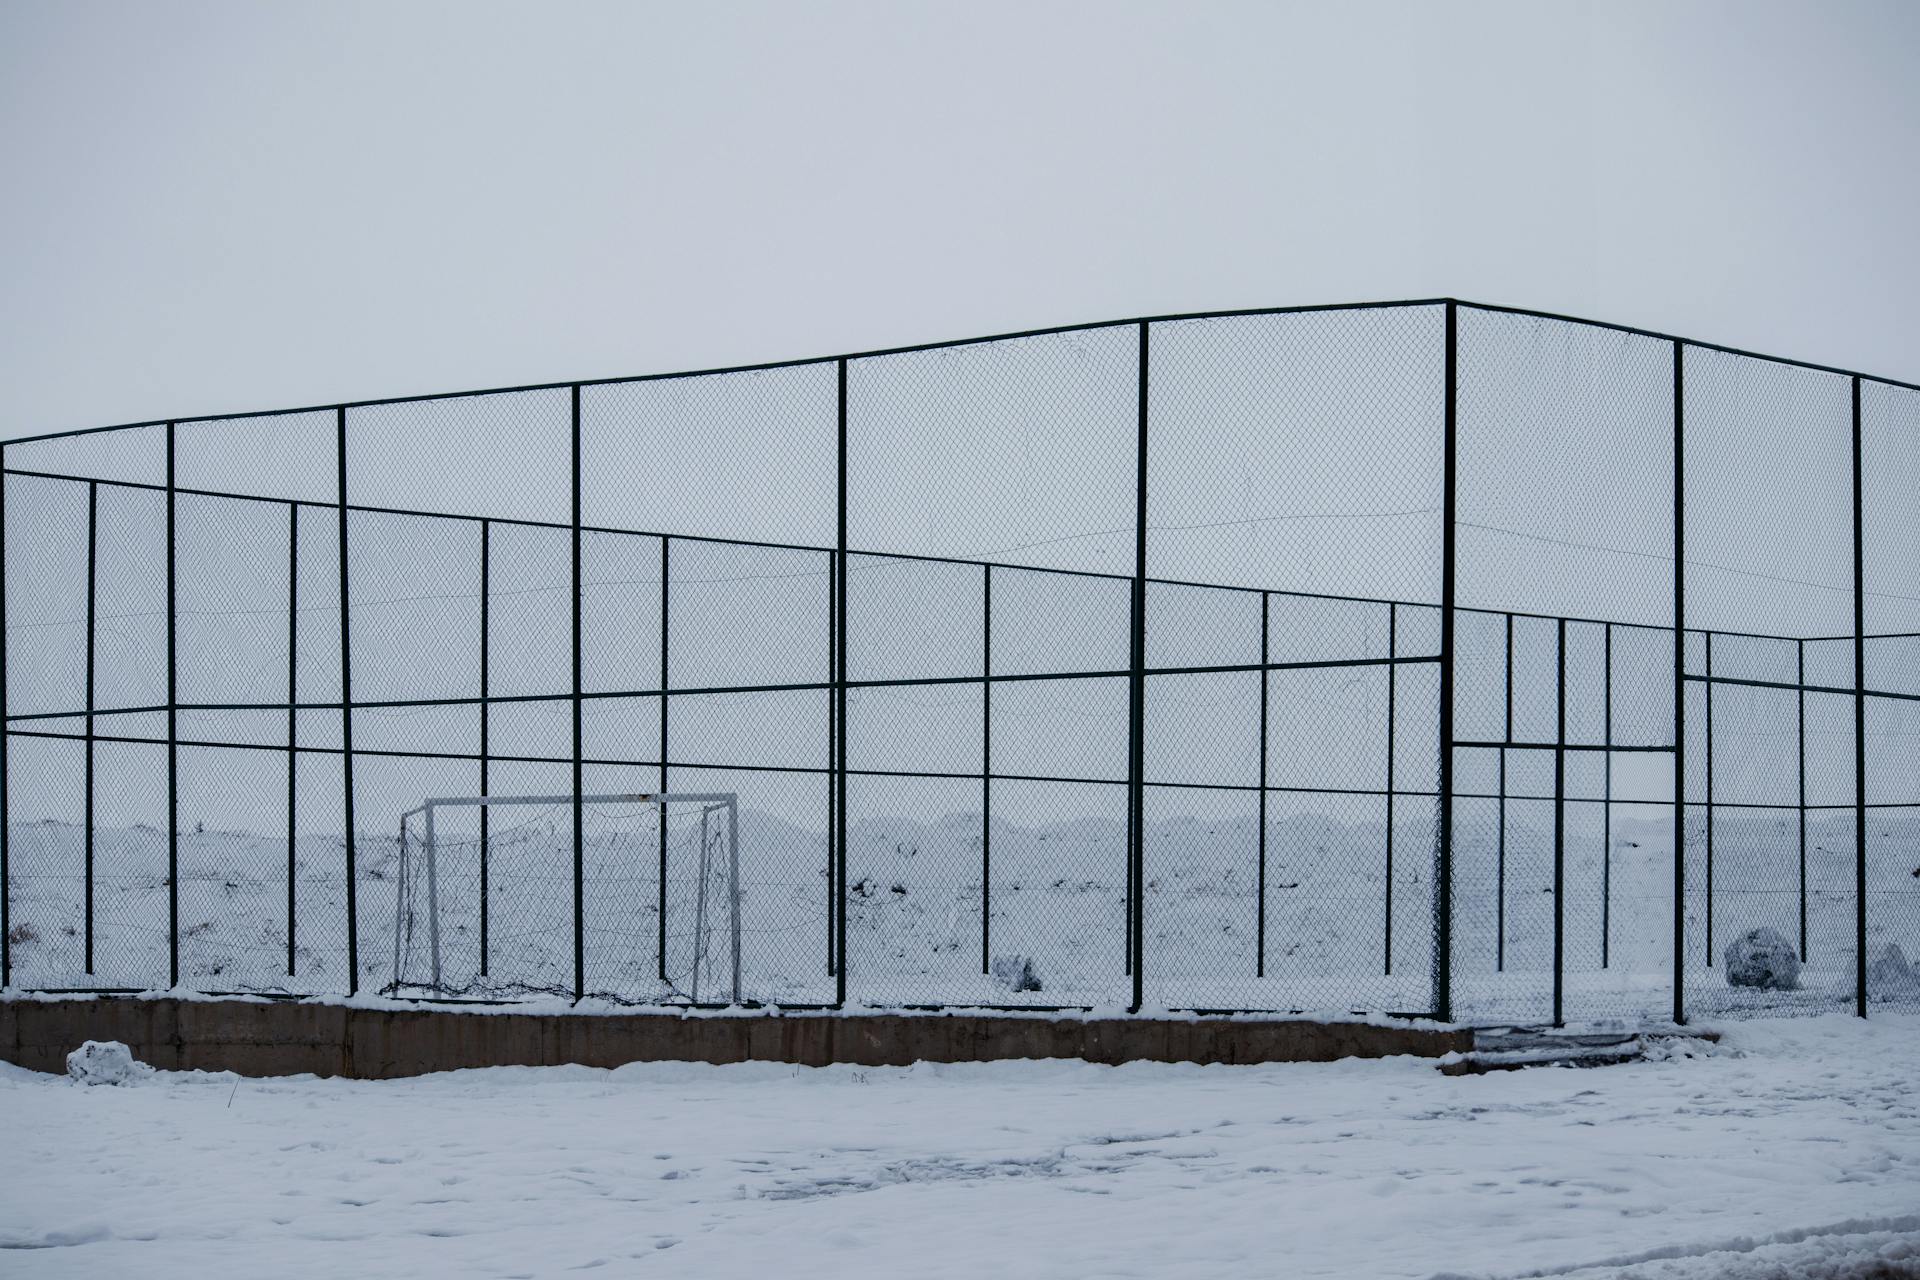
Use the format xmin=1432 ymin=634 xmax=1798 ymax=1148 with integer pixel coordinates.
xmin=389 ymin=792 xmax=741 ymax=1004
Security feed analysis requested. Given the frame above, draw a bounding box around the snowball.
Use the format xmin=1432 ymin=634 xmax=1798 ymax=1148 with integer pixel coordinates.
xmin=66 ymin=1040 xmax=152 ymax=1087
xmin=1723 ymin=927 xmax=1800 ymax=991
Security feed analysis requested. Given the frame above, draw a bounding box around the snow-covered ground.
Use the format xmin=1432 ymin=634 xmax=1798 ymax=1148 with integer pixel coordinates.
xmin=3 ymin=1014 xmax=1918 ymax=1278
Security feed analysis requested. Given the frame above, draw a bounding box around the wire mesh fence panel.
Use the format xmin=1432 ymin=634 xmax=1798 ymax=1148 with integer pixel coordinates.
xmin=5 ymin=473 xmax=92 ymax=721
xmin=580 ymin=529 xmax=661 ymax=698
xmin=1142 ymin=307 xmax=1443 ymax=1012
xmin=177 ymin=492 xmax=293 ymax=715
xmin=576 ymin=764 xmax=664 ymax=999
xmin=346 ymin=509 xmax=482 ymax=707
xmin=1859 ymin=383 xmax=1919 ymax=646
xmin=653 ymin=768 xmax=829 ymax=1005
xmin=1862 ymin=381 xmax=1920 ymax=1009
xmin=1456 ymin=311 xmax=1675 ymax=628
xmin=351 ymin=751 xmax=480 ymax=995
xmin=1864 ymin=696 xmax=1920 ymax=1010
xmin=978 ymin=679 xmax=1131 ymax=1006
xmin=174 ymin=745 xmax=294 ymax=991
xmin=74 ymin=482 xmax=173 ymax=988
xmin=841 ymin=641 xmax=986 ymax=1005
xmin=5 ymin=734 xmax=89 ymax=985
xmin=1145 ymin=306 xmax=1445 ymax=604
xmin=1683 ymin=677 xmax=1855 ymax=1020
xmin=848 ymin=327 xmax=1138 ymax=575
xmin=666 ymin=539 xmax=831 ymax=692
xmin=1141 ymin=784 xmax=1260 ymax=1008
xmin=1452 ymin=311 xmax=1679 ymax=1026
xmin=290 ymin=747 xmax=351 ymax=993
xmin=349 ymin=390 xmax=572 ymax=526
xmin=84 ymin=739 xmax=170 ymax=989
xmin=6 ymin=423 xmax=168 ymax=491
xmin=581 ymin=365 xmax=837 ymax=548
xmin=293 ymin=505 xmax=344 ymax=709
xmin=837 ymin=772 xmax=979 ymax=1005
xmin=1682 ymin=352 xmax=1853 ymax=643
xmin=1681 ymin=349 xmax=1854 ymax=1020
xmin=5 ymin=304 xmax=1914 ymax=1024
xmin=1610 ymin=623 xmax=1676 ymax=750
xmin=91 ymin=483 xmax=169 ymax=715
xmin=1259 ymin=652 xmax=1436 ymax=1015
xmin=847 ymin=554 xmax=984 ymax=684
xmin=1139 ymin=584 xmax=1260 ymax=1006
xmin=82 ymin=729 xmax=172 ymax=990
xmin=974 ymin=776 xmax=1130 ymax=1008
xmin=491 ymin=522 xmax=573 ymax=701
xmin=845 ymin=330 xmax=1137 ymax=1005
xmin=177 ymin=412 xmax=338 ymax=507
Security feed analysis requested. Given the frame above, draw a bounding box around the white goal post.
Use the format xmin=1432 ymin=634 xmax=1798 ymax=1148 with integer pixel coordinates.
xmin=391 ymin=792 xmax=741 ymax=1003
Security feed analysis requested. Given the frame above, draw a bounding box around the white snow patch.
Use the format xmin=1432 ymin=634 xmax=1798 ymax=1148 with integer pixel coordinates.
xmin=0 ymin=1013 xmax=1915 ymax=1278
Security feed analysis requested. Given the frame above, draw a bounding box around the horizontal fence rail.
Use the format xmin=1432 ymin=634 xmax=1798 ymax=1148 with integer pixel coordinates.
xmin=2 ymin=300 xmax=1915 ymax=1025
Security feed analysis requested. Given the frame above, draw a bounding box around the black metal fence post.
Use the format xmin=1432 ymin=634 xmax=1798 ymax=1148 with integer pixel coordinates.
xmin=1553 ymin=616 xmax=1566 ymax=1026
xmin=1602 ymin=621 xmax=1613 ymax=969
xmin=571 ymin=385 xmax=584 ymax=1003
xmin=336 ymin=407 xmax=356 ymax=995
xmin=1256 ymin=591 xmax=1269 ymax=978
xmin=834 ymin=357 xmax=849 ymax=1008
xmin=1797 ymin=637 xmax=1807 ymax=963
xmin=657 ymin=535 xmax=670 ymax=982
xmin=980 ymin=562 xmax=993 ymax=975
xmin=1128 ymin=320 xmax=1149 ymax=1013
xmin=286 ymin=503 xmax=299 ymax=978
xmin=0 ymin=441 xmax=8 ymax=990
xmin=1498 ymin=612 xmax=1511 ymax=972
xmin=1435 ymin=300 xmax=1458 ymax=1023
xmin=1851 ymin=375 xmax=1866 ymax=1019
xmin=1704 ymin=630 xmax=1715 ymax=966
xmin=84 ymin=480 xmax=96 ymax=975
xmin=1672 ymin=340 xmax=1687 ymax=1026
xmin=823 ymin=545 xmax=835 ymax=980
xmin=478 ymin=518 xmax=490 ymax=978
xmin=1384 ymin=602 xmax=1397 ymax=975
xmin=169 ymin=421 xmax=181 ymax=989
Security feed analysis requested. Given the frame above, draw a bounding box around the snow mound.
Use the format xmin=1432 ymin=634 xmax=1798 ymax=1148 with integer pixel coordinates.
xmin=1869 ymin=944 xmax=1916 ymax=993
xmin=990 ymin=955 xmax=1043 ymax=993
xmin=66 ymin=1040 xmax=152 ymax=1087
xmin=1724 ymin=927 xmax=1800 ymax=991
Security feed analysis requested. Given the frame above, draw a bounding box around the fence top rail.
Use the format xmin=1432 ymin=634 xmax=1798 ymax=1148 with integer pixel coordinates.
xmin=5 ymin=296 xmax=1915 ymax=448
xmin=419 ymin=792 xmax=737 ymax=810
xmin=8 ymin=462 xmax=1873 ymax=651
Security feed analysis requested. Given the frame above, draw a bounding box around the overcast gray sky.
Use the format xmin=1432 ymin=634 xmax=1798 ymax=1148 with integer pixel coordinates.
xmin=1 ymin=0 xmax=1916 ymax=439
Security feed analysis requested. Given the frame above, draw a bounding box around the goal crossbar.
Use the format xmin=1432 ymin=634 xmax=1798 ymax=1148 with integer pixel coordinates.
xmin=391 ymin=792 xmax=741 ymax=1003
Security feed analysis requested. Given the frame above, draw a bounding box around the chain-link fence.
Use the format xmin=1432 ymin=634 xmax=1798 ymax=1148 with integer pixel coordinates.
xmin=3 ymin=300 xmax=1915 ymax=1025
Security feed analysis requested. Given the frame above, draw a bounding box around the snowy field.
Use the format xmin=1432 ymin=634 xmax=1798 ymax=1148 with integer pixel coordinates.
xmin=3 ymin=1014 xmax=1919 ymax=1279
xmin=8 ymin=807 xmax=1918 ymax=1023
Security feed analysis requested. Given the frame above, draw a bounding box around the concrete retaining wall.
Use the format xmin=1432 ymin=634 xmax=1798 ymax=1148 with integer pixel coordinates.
xmin=0 ymin=997 xmax=1469 ymax=1079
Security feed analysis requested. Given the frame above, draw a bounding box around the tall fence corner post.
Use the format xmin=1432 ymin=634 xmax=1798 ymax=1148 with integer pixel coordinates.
xmin=1851 ymin=375 xmax=1867 ymax=1020
xmin=571 ymin=384 xmax=585 ymax=1005
xmin=1128 ymin=319 xmax=1150 ymax=1015
xmin=1671 ymin=339 xmax=1686 ymax=1027
xmin=1434 ymin=299 xmax=1458 ymax=1024
xmin=834 ymin=357 xmax=850 ymax=1010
